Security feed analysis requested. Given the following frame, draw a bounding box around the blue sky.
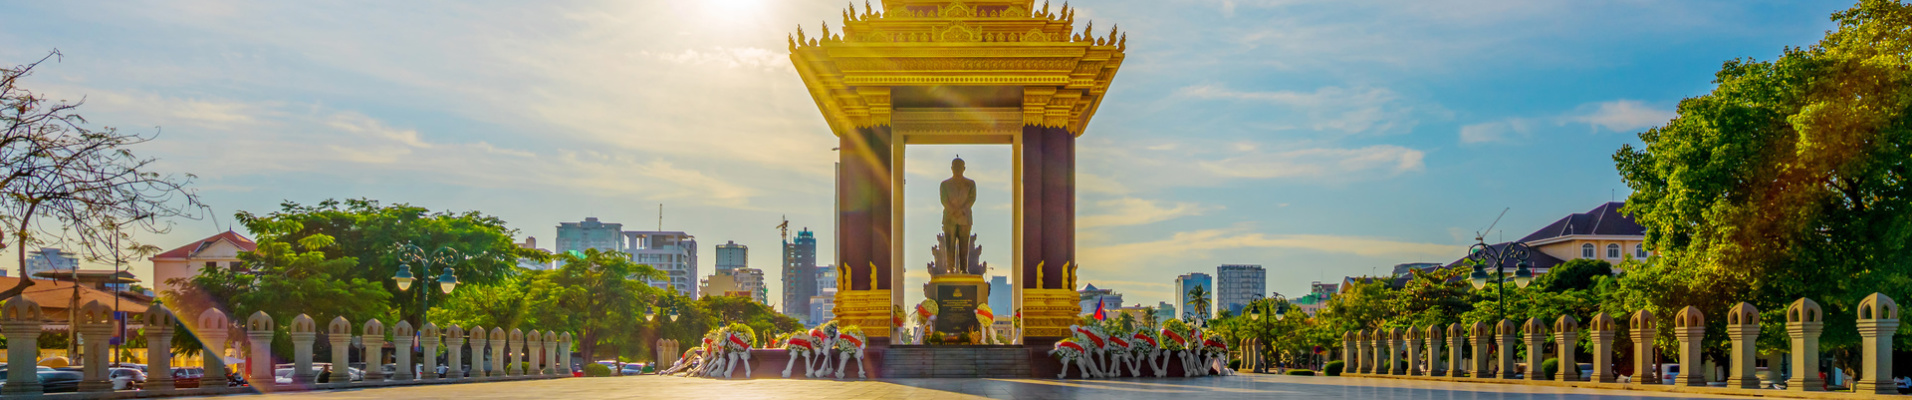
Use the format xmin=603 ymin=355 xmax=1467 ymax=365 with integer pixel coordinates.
xmin=0 ymin=0 xmax=1843 ymax=311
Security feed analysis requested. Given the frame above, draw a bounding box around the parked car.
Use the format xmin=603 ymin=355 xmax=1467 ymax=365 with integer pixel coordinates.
xmin=172 ymin=367 xmax=205 ymax=388
xmin=274 ymin=368 xmax=294 ymax=384
xmin=39 ymin=370 xmax=83 ymax=393
xmin=109 ymin=367 xmax=147 ymax=390
xmin=620 ymin=364 xmax=644 ymax=375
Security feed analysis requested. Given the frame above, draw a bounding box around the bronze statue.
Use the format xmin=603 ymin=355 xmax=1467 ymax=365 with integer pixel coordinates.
xmin=940 ymin=157 xmax=976 ymax=274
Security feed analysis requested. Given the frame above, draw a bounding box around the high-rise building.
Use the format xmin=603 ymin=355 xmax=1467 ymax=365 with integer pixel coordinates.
xmin=555 ymin=217 xmax=624 ymax=255
xmin=810 ymin=287 xmax=837 ymax=326
xmin=782 ymin=228 xmax=819 ymax=319
xmin=24 ymin=247 xmax=80 ymax=278
xmin=515 ymin=237 xmax=553 ymax=270
xmin=626 ymin=231 xmax=698 ymax=297
xmin=1154 ymin=301 xmax=1178 ymax=324
xmin=715 ymin=241 xmax=748 ymax=273
xmin=1216 ymin=264 xmax=1266 ymax=316
xmin=1174 ymin=273 xmax=1213 ymax=320
xmin=988 ymin=275 xmax=1012 ymax=314
xmin=700 ymin=267 xmax=767 ymax=304
xmin=1293 ymin=281 xmax=1340 ymax=316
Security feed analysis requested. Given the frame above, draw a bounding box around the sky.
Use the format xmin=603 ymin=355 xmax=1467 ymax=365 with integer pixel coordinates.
xmin=0 ymin=0 xmax=1846 ymax=313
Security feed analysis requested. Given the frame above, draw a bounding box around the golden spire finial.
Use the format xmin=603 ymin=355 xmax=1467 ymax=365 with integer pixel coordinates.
xmin=868 ymin=261 xmax=879 ymax=289
xmin=1083 ymin=21 xmax=1093 ymax=40
xmin=1042 ymin=0 xmax=1050 ymax=17
xmin=822 ymin=21 xmax=831 ymax=41
xmin=1109 ymin=25 xmax=1118 ymax=42
xmin=865 ymin=0 xmax=874 ymax=18
xmin=788 ymin=34 xmax=797 ymax=51
xmin=1118 ymin=33 xmax=1126 ymax=51
xmin=1035 ymin=261 xmax=1045 ymax=289
xmin=797 ymin=25 xmax=807 ymax=43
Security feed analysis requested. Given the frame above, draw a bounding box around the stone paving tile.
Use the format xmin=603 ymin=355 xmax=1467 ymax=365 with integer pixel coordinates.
xmin=172 ymin=373 xmax=1767 ymax=399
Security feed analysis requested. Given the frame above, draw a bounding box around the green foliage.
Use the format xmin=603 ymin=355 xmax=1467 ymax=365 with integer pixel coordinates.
xmin=164 ymin=233 xmax=391 ymax=360
xmin=234 ymin=198 xmax=548 ymax=326
xmin=1542 ymin=358 xmax=1559 ymax=381
xmin=1324 ymin=360 xmax=1344 ymax=376
xmin=1286 ymin=369 xmax=1316 ymax=376
xmin=582 ymin=363 xmax=612 ymax=377
xmin=1533 ymin=259 xmax=1613 ymax=293
xmin=1613 ymin=0 xmax=1912 ymax=355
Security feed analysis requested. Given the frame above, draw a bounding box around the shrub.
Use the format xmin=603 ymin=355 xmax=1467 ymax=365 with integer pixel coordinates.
xmin=1286 ymin=369 xmax=1316 ymax=376
xmin=1325 ymin=360 xmax=1345 ymax=376
xmin=1228 ymin=359 xmax=1242 ymax=369
xmin=1541 ymin=358 xmax=1559 ymax=380
xmin=583 ymin=363 xmax=612 ymax=377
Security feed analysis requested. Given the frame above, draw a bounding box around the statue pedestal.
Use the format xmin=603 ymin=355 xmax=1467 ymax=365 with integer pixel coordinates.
xmin=926 ymin=274 xmax=990 ymax=343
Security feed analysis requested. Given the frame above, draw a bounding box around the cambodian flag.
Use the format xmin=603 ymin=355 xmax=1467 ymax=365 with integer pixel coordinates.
xmin=1092 ymin=299 xmax=1107 ymax=321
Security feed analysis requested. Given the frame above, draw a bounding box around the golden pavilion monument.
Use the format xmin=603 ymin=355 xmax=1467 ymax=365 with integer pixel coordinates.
xmin=791 ymin=0 xmax=1126 ymax=351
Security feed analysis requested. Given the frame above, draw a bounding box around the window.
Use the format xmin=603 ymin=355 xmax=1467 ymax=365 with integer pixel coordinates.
xmin=205 ymin=261 xmax=218 ymax=269
xmin=1606 ymin=244 xmax=1621 ymax=259
xmin=1581 ymin=244 xmax=1595 ymax=258
xmin=1635 ymin=244 xmax=1647 ymax=258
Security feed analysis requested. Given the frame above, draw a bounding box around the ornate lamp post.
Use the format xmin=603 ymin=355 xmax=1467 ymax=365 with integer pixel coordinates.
xmin=1466 ymin=238 xmax=1534 ymax=324
xmin=392 ymin=244 xmax=465 ymax=382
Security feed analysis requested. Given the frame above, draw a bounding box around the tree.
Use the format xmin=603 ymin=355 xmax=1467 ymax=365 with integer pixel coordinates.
xmin=520 ymin=248 xmax=661 ymax=362
xmin=1613 ymin=0 xmax=1912 ymax=354
xmin=234 ymin=198 xmax=546 ymax=327
xmin=1186 ymin=285 xmax=1212 ymax=324
xmin=0 ymin=50 xmax=204 ymax=300
xmin=1532 ymin=259 xmax=1613 ymax=293
xmin=164 ymin=233 xmax=390 ymax=359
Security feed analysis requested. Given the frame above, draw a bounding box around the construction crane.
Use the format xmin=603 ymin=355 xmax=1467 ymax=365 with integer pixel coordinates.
xmin=776 ymin=215 xmax=791 ymax=244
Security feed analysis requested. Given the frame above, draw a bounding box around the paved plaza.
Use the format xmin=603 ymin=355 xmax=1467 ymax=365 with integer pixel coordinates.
xmin=177 ymin=374 xmax=1762 ymax=400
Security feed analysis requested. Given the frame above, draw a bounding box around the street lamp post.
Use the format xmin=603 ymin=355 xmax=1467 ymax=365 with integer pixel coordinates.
xmin=1466 ymin=238 xmax=1534 ymax=325
xmin=391 ymin=244 xmax=471 ymax=343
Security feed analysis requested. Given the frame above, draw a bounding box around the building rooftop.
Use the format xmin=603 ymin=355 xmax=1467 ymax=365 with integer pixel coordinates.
xmin=152 ymin=231 xmax=257 ymax=259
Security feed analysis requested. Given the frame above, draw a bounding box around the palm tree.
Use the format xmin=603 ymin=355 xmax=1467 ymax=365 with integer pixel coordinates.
xmin=1139 ymin=306 xmax=1159 ymax=330
xmin=1186 ymin=286 xmax=1213 ymax=325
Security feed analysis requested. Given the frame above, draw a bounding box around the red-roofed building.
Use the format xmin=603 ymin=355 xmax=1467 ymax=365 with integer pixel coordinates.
xmin=150 ymin=231 xmax=257 ymax=295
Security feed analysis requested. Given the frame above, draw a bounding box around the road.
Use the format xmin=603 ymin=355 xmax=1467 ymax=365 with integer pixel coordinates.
xmin=176 ymin=374 xmax=1761 ymax=399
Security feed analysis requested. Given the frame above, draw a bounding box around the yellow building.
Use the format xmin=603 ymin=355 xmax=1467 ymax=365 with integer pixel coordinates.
xmin=1447 ymin=202 xmax=1649 ymax=275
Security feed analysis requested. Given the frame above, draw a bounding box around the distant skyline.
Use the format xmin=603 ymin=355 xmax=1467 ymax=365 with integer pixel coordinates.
xmin=0 ymin=0 xmax=1845 ymax=308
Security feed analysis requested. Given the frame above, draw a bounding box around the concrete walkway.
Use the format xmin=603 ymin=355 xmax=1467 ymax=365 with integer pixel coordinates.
xmin=171 ymin=373 xmax=1764 ymax=399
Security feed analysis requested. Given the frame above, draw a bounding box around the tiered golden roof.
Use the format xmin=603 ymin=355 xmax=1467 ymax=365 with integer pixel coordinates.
xmin=790 ymin=0 xmax=1127 ymax=136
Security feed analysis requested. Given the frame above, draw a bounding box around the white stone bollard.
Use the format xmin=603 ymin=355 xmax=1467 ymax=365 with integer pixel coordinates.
xmin=1628 ymin=310 xmax=1658 ymax=384
xmin=2 ymin=296 xmax=45 ymax=395
xmin=393 ymin=321 xmax=416 ymax=381
xmin=422 ymin=323 xmax=442 ymax=381
xmin=447 ymin=325 xmax=466 ymax=379
xmin=1554 ymin=315 xmax=1580 ymax=382
xmin=144 ymin=305 xmax=179 ymax=390
xmin=1673 ymin=306 xmax=1705 ymax=387
xmin=78 ymin=301 xmax=116 ymax=392
xmin=1725 ymin=303 xmax=1760 ymax=389
xmin=1856 ymin=294 xmax=1898 ymax=394
xmin=1785 ymin=298 xmax=1824 ymax=392
xmin=198 ymin=308 xmax=231 ymax=388
xmin=244 ymin=311 xmax=276 ymax=391
xmin=327 ymin=317 xmax=354 ymax=383
xmin=290 ymin=314 xmax=317 ymax=384
xmin=363 ymin=318 xmax=386 ymax=381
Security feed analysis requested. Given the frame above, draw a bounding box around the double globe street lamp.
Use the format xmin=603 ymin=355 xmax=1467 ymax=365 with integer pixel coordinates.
xmin=392 ymin=244 xmax=477 ymax=334
xmin=1466 ymin=237 xmax=1534 ymax=324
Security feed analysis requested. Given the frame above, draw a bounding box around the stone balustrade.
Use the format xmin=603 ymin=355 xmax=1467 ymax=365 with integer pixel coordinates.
xmin=0 ymin=297 xmax=576 ymax=397
xmin=1334 ymin=294 xmax=1904 ymax=400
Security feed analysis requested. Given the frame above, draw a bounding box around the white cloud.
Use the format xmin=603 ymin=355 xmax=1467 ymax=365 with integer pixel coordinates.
xmin=1198 ymin=145 xmax=1424 ymax=179
xmin=1080 ymin=226 xmax=1459 ymax=269
xmin=1176 ymin=85 xmax=1408 ymax=134
xmin=1079 ymin=198 xmax=1220 ymax=228
xmin=642 ymin=47 xmax=787 ymax=71
xmin=1459 ymin=118 xmax=1534 ymax=144
xmin=1571 ymin=100 xmax=1674 ymax=133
